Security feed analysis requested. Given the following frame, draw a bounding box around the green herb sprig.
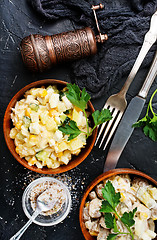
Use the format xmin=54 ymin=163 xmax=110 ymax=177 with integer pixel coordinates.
xmin=132 ymin=89 xmax=157 ymax=141
xmin=100 ymin=181 xmax=137 ymax=240
xmin=58 ymin=83 xmax=112 ymax=140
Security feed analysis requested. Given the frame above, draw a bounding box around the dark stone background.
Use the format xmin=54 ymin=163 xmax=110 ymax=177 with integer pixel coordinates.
xmin=0 ymin=0 xmax=156 ymax=239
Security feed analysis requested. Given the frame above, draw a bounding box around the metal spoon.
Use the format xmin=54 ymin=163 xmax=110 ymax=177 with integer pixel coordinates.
xmin=10 ymin=189 xmax=58 ymax=240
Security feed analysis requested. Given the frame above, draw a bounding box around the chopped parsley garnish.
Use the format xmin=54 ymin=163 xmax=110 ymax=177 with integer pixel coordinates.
xmin=100 ymin=181 xmax=137 ymax=240
xmin=58 ymin=83 xmax=112 ymax=140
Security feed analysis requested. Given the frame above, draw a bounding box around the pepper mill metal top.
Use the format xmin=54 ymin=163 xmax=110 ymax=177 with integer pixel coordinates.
xmin=20 ymin=4 xmax=108 ymax=72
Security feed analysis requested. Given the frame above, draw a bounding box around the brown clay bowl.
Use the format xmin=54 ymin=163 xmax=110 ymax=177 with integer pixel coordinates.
xmin=79 ymin=168 xmax=157 ymax=240
xmin=3 ymin=79 xmax=97 ymax=174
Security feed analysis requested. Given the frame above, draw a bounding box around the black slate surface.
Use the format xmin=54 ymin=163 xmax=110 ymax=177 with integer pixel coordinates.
xmin=0 ymin=0 xmax=157 ymax=240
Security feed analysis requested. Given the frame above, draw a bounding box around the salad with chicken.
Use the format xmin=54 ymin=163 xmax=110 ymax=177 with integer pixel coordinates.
xmin=83 ymin=174 xmax=157 ymax=240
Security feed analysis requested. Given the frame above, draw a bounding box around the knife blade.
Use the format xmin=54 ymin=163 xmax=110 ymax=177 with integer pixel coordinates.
xmin=104 ymin=50 xmax=157 ymax=172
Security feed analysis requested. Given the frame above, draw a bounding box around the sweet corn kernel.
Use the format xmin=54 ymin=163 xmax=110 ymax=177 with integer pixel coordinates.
xmin=85 ymin=202 xmax=89 ymax=208
xmin=29 ymin=135 xmax=37 ymax=141
xmin=25 ymin=108 xmax=31 ymax=117
xmin=28 ymin=157 xmax=37 ymax=165
xmin=140 ymin=212 xmax=148 ymax=219
xmin=75 ymin=106 xmax=82 ymax=112
xmin=55 ymin=152 xmax=63 ymax=158
xmin=120 ymin=192 xmax=126 ymax=202
xmin=40 ymin=89 xmax=47 ymax=97
xmin=15 ymin=122 xmax=22 ymax=130
xmin=67 ymin=113 xmax=72 ymax=119
xmin=15 ymin=147 xmax=20 ymax=154
xmin=89 ymin=231 xmax=98 ymax=237
xmin=49 ymin=109 xmax=58 ymax=117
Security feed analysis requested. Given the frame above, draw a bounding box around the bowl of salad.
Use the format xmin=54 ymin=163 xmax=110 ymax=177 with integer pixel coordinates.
xmin=79 ymin=168 xmax=157 ymax=240
xmin=4 ymin=79 xmax=111 ymax=174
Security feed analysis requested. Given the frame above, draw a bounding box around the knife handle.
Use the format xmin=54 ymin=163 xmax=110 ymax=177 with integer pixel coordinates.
xmin=138 ymin=50 xmax=157 ymax=99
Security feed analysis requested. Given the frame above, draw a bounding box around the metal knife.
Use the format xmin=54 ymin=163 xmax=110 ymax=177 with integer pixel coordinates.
xmin=104 ymin=50 xmax=157 ymax=172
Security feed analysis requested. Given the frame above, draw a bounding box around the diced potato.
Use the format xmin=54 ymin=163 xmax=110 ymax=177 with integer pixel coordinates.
xmin=57 ymin=141 xmax=69 ymax=152
xmin=29 ymin=122 xmax=40 ymax=135
xmin=70 ymin=148 xmax=81 ymax=155
xmin=62 ymin=95 xmax=73 ymax=109
xmin=53 ymin=130 xmax=63 ymax=142
xmin=134 ymin=218 xmax=147 ymax=237
xmin=47 ymin=158 xmax=60 ymax=169
xmin=136 ymin=187 xmax=156 ymax=209
xmin=49 ymin=93 xmax=59 ymax=108
xmin=36 ymin=161 xmax=43 ymax=168
xmin=49 ymin=138 xmax=55 ymax=147
xmin=71 ymin=108 xmax=79 ymax=122
xmin=16 ymin=132 xmax=25 ymax=142
xmin=141 ymin=230 xmax=156 ymax=240
xmin=57 ymin=101 xmax=66 ymax=113
xmin=26 ymin=88 xmax=39 ymax=97
xmin=37 ymin=96 xmax=47 ymax=105
xmin=59 ymin=152 xmax=70 ymax=165
xmin=21 ymin=125 xmax=30 ymax=137
xmin=68 ymin=137 xmax=84 ymax=151
xmin=45 ymin=117 xmax=57 ymax=131
xmin=10 ymin=128 xmax=18 ymax=139
xmin=54 ymin=116 xmax=61 ymax=125
xmin=40 ymin=111 xmax=49 ymax=125
xmin=148 ymin=187 xmax=157 ymax=200
xmin=50 ymin=152 xmax=57 ymax=161
xmin=28 ymin=156 xmax=37 ymax=166
xmin=23 ymin=116 xmax=31 ymax=128
xmin=30 ymin=112 xmax=39 ymax=123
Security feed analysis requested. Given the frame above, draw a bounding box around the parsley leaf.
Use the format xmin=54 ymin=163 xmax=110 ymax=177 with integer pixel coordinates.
xmin=100 ymin=200 xmax=114 ymax=213
xmin=121 ymin=208 xmax=137 ymax=227
xmin=132 ymin=115 xmax=149 ymax=128
xmin=107 ymin=233 xmax=118 ymax=240
xmin=66 ymin=83 xmax=91 ymax=111
xmin=59 ymin=83 xmax=112 ymax=140
xmin=100 ymin=181 xmax=136 ymax=240
xmin=143 ymin=124 xmax=157 ymax=141
xmin=92 ymin=109 xmax=112 ymax=126
xmin=113 ymin=217 xmax=119 ymax=233
xmin=58 ymin=120 xmax=81 ymax=141
xmin=102 ymin=181 xmax=121 ymax=209
xmin=104 ymin=213 xmax=114 ymax=229
xmin=133 ymin=89 xmax=157 ymax=141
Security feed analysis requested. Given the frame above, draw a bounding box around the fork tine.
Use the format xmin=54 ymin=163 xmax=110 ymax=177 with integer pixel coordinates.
xmin=103 ymin=111 xmax=123 ymax=150
xmin=95 ymin=105 xmax=112 ymax=146
xmin=99 ymin=108 xmax=118 ymax=148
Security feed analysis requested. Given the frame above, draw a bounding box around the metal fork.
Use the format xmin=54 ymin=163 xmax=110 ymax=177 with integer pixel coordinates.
xmin=95 ymin=10 xmax=157 ymax=150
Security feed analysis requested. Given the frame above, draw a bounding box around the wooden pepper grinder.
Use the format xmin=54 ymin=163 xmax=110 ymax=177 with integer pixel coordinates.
xmin=20 ymin=4 xmax=108 ymax=72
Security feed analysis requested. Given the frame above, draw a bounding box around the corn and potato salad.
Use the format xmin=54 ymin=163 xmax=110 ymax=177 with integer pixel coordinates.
xmin=83 ymin=175 xmax=157 ymax=240
xmin=10 ymin=85 xmax=89 ymax=169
